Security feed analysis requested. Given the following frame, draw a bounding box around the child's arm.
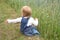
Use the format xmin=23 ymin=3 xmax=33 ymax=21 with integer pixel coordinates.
xmin=27 ymin=17 xmax=38 ymax=26
xmin=6 ymin=17 xmax=22 ymax=23
xmin=32 ymin=18 xmax=38 ymax=26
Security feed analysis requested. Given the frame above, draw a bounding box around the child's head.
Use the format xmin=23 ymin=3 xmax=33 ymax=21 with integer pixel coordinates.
xmin=21 ymin=6 xmax=32 ymax=17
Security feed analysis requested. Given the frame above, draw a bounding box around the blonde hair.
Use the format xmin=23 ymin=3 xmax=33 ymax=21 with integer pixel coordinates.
xmin=21 ymin=6 xmax=32 ymax=17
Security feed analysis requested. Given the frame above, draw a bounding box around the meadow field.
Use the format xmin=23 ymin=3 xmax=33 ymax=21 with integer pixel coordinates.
xmin=0 ymin=0 xmax=60 ymax=40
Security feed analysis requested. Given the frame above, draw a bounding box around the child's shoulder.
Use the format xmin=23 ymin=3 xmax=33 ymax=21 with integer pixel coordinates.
xmin=16 ymin=17 xmax=22 ymax=20
xmin=29 ymin=17 xmax=34 ymax=20
xmin=18 ymin=16 xmax=34 ymax=20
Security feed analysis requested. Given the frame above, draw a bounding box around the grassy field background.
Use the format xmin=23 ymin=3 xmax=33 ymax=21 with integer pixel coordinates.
xmin=0 ymin=0 xmax=60 ymax=40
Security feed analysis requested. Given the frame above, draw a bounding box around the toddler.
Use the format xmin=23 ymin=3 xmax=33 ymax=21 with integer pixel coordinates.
xmin=6 ymin=6 xmax=39 ymax=36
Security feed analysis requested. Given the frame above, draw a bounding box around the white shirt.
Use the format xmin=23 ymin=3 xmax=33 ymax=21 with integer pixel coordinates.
xmin=7 ymin=17 xmax=38 ymax=26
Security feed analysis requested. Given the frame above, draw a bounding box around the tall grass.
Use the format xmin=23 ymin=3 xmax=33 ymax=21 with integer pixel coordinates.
xmin=0 ymin=0 xmax=60 ymax=40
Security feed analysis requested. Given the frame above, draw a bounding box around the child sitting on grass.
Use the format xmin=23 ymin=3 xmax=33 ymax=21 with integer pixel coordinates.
xmin=6 ymin=6 xmax=39 ymax=36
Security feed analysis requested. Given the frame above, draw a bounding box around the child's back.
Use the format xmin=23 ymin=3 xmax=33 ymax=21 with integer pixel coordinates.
xmin=20 ymin=17 xmax=39 ymax=36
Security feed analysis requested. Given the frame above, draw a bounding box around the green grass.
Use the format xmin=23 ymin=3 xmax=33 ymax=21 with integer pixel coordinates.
xmin=0 ymin=0 xmax=60 ymax=40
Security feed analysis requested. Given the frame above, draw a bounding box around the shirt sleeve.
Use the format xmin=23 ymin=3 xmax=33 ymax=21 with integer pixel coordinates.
xmin=32 ymin=18 xmax=38 ymax=26
xmin=27 ymin=17 xmax=38 ymax=26
xmin=7 ymin=17 xmax=22 ymax=23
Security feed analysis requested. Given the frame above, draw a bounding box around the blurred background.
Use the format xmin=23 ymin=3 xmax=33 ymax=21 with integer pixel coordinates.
xmin=0 ymin=0 xmax=60 ymax=40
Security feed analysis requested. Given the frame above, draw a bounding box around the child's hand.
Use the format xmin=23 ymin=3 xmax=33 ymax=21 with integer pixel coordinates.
xmin=5 ymin=19 xmax=8 ymax=24
xmin=34 ymin=18 xmax=38 ymax=21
